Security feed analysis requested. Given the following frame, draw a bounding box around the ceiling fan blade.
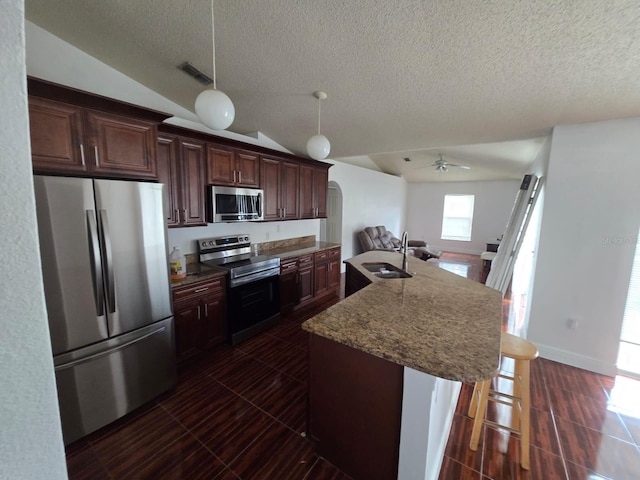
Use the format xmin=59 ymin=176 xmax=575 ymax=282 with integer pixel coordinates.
xmin=447 ymin=163 xmax=471 ymax=169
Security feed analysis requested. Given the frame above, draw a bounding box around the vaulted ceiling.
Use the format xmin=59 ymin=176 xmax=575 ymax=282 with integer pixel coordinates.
xmin=25 ymin=1 xmax=640 ymax=181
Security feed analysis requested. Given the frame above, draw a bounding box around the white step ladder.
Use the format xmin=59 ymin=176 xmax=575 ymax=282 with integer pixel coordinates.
xmin=486 ymin=174 xmax=544 ymax=295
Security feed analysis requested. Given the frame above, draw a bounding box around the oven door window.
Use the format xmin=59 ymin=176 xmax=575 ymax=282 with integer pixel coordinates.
xmin=227 ymin=275 xmax=280 ymax=334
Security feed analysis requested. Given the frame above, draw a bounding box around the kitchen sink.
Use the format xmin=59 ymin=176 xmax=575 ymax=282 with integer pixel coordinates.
xmin=361 ymin=262 xmax=413 ymax=279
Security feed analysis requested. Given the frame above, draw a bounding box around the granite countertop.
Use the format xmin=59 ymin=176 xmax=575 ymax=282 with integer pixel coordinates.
xmin=170 ymin=240 xmax=341 ymax=288
xmin=302 ymin=250 xmax=502 ymax=382
xmin=170 ymin=263 xmax=227 ymax=288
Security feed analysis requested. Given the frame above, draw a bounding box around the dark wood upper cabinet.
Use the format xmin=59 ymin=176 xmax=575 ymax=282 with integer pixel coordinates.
xmin=157 ymin=133 xmax=207 ymax=228
xmin=84 ymin=109 xmax=158 ymax=179
xmin=300 ymin=164 xmax=329 ymax=219
xmin=27 ymin=78 xmax=170 ymax=180
xmin=156 ymin=135 xmax=180 ymax=226
xmin=261 ymin=156 xmax=300 ymax=221
xmin=28 ymin=97 xmax=87 ymax=174
xmin=207 ymin=144 xmax=260 ymax=188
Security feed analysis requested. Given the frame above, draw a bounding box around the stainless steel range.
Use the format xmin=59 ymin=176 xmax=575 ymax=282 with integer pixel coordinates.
xmin=198 ymin=235 xmax=280 ymax=345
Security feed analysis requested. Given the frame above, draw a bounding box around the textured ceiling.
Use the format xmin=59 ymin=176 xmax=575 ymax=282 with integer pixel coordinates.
xmin=24 ymin=0 xmax=640 ymax=181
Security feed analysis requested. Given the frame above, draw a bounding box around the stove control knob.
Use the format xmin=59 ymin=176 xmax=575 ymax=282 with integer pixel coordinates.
xmin=243 ymin=236 xmax=249 ymax=242
xmin=209 ymin=241 xmax=214 ymax=246
xmin=201 ymin=241 xmax=207 ymax=248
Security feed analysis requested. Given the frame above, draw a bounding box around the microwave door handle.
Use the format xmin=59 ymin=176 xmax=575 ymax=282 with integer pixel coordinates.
xmin=257 ymin=192 xmax=262 ymax=217
xmin=86 ymin=210 xmax=105 ymax=316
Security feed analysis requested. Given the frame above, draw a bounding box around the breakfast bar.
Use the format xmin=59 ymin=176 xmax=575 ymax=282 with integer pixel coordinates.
xmin=302 ymin=250 xmax=502 ymax=480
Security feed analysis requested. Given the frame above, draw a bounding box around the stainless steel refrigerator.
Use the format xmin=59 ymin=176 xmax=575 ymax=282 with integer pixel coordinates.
xmin=33 ymin=175 xmax=176 ymax=445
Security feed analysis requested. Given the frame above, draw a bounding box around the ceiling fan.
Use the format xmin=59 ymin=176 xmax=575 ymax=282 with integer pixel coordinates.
xmin=430 ymin=154 xmax=471 ymax=172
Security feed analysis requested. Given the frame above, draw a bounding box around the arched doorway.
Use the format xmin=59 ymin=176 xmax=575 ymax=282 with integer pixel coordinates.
xmin=320 ymin=181 xmax=343 ymax=244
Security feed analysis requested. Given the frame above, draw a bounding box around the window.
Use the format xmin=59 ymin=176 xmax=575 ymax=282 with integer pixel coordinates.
xmin=618 ymin=230 xmax=640 ymax=377
xmin=441 ymin=194 xmax=475 ymax=241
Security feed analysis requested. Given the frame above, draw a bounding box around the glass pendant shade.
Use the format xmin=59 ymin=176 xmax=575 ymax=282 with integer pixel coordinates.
xmin=306 ymin=134 xmax=331 ymax=160
xmin=195 ymin=89 xmax=235 ymax=131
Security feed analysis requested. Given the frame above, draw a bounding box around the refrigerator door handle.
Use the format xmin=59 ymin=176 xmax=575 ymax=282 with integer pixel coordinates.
xmin=86 ymin=210 xmax=105 ymax=316
xmin=54 ymin=326 xmax=166 ymax=371
xmin=99 ymin=209 xmax=116 ymax=314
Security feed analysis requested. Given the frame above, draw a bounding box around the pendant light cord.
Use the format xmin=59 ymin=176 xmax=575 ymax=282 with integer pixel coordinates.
xmin=317 ymin=96 xmax=321 ymax=135
xmin=210 ymin=0 xmax=217 ymax=90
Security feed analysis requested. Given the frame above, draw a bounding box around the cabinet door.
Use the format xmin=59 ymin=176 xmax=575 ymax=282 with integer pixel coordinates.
xmin=236 ymin=150 xmax=260 ymax=187
xmin=314 ymin=167 xmax=329 ymax=218
xmin=173 ymin=299 xmax=202 ymax=362
xmin=281 ymin=161 xmax=300 ymax=220
xmin=207 ymin=144 xmax=235 ymax=185
xmin=298 ymin=262 xmax=315 ymax=304
xmin=179 ymin=138 xmax=207 ymax=226
xmin=328 ymin=258 xmax=341 ymax=290
xmin=157 ymin=135 xmax=180 ymax=226
xmin=280 ymin=260 xmax=299 ymax=310
xmin=201 ymin=293 xmax=227 ymax=349
xmin=28 ymin=97 xmax=87 ymax=174
xmin=315 ymin=261 xmax=330 ymax=297
xmin=85 ymin=109 xmax=158 ymax=179
xmin=299 ymin=164 xmax=315 ymax=219
xmin=261 ymin=156 xmax=282 ymax=221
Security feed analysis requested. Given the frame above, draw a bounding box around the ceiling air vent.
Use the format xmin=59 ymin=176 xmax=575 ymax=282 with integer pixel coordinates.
xmin=177 ymin=62 xmax=213 ymax=86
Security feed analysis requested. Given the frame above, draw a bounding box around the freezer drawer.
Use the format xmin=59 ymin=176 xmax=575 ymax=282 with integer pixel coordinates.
xmin=54 ymin=317 xmax=176 ymax=445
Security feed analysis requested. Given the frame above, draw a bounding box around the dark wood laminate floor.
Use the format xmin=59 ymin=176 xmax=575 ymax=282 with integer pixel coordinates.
xmin=65 ymin=253 xmax=640 ymax=480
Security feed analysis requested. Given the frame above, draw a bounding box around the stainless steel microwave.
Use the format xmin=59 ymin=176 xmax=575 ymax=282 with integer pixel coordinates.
xmin=207 ymin=186 xmax=264 ymax=222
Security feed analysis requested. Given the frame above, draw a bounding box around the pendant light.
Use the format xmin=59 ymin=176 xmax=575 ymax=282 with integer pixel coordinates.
xmin=306 ymin=91 xmax=331 ymax=160
xmin=195 ymin=0 xmax=235 ymax=130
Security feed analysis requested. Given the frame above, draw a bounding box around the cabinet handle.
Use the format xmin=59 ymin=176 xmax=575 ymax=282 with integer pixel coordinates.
xmin=174 ymin=209 xmax=179 ymax=222
xmin=194 ymin=287 xmax=209 ymax=293
xmin=197 ymin=305 xmax=201 ymax=320
xmin=204 ymin=303 xmax=208 ymax=317
xmin=283 ymin=207 xmax=286 ymax=217
xmin=94 ymin=146 xmax=100 ymax=167
xmin=238 ymin=171 xmax=242 ymax=183
xmin=181 ymin=209 xmax=186 ymax=222
xmin=233 ymin=170 xmax=237 ymax=183
xmin=79 ymin=144 xmax=86 ymax=166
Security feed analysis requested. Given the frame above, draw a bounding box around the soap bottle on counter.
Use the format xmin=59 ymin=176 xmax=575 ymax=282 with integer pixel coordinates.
xmin=169 ymin=246 xmax=187 ymax=281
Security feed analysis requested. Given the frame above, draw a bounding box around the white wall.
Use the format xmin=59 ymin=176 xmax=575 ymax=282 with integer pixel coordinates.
xmin=25 ymin=21 xmax=292 ymax=154
xmin=327 ymin=161 xmax=408 ymax=262
xmin=528 ymin=118 xmax=640 ymax=375
xmin=0 ymin=2 xmax=67 ymax=478
xmin=407 ymin=181 xmax=520 ymax=254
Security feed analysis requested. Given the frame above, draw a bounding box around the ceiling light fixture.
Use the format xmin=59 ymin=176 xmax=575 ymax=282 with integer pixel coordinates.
xmin=195 ymin=0 xmax=235 ymax=130
xmin=306 ymin=91 xmax=330 ymax=160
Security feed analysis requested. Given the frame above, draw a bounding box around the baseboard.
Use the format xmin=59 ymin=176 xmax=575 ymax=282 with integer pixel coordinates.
xmin=536 ymin=343 xmax=617 ymax=377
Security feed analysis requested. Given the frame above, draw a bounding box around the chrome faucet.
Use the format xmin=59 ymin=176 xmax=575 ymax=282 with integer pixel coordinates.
xmin=400 ymin=231 xmax=409 ymax=272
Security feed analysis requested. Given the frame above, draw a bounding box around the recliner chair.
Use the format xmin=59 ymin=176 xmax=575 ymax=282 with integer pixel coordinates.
xmin=358 ymin=226 xmax=441 ymax=260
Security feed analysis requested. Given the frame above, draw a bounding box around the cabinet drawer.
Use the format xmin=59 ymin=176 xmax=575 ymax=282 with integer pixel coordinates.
xmin=315 ymin=251 xmax=329 ymax=263
xmin=172 ymin=277 xmax=224 ymax=303
xmin=298 ymin=254 xmax=314 ymax=267
xmin=281 ymin=260 xmax=298 ymax=273
xmin=329 ymin=247 xmax=341 ymax=258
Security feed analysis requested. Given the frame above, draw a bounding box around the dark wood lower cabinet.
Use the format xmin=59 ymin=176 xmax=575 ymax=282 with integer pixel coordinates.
xmin=308 ymin=334 xmax=403 ymax=480
xmin=171 ymin=277 xmax=227 ymax=362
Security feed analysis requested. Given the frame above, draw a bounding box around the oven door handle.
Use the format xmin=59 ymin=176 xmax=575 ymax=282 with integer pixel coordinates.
xmin=229 ymin=268 xmax=279 ymax=288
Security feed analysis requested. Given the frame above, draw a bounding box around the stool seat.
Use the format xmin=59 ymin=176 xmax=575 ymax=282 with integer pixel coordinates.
xmin=468 ymin=332 xmax=538 ymax=470
xmin=501 ymin=332 xmax=539 ymax=361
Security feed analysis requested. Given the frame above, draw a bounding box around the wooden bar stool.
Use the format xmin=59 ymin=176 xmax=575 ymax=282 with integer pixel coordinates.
xmin=468 ymin=332 xmax=539 ymax=470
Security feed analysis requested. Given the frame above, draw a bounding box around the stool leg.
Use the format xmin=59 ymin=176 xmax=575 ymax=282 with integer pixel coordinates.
xmin=512 ymin=362 xmax=521 ymax=432
xmin=469 ymin=379 xmax=490 ymax=451
xmin=469 ymin=382 xmax=479 ymax=418
xmin=517 ymin=360 xmax=531 ymax=470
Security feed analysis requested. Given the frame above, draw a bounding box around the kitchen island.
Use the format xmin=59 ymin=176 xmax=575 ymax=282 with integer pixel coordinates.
xmin=302 ymin=250 xmax=502 ymax=480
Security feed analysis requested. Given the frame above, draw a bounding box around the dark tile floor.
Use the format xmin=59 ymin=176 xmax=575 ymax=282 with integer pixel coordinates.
xmin=65 ymin=253 xmax=640 ymax=480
